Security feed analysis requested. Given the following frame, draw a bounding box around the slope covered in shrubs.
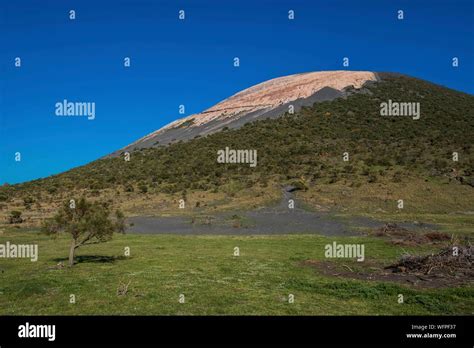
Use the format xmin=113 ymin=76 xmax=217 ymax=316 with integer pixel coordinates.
xmin=1 ymin=74 xmax=473 ymax=202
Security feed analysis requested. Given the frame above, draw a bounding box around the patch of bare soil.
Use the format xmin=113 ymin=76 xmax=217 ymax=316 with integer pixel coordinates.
xmin=372 ymin=223 xmax=451 ymax=246
xmin=303 ymin=246 xmax=473 ymax=288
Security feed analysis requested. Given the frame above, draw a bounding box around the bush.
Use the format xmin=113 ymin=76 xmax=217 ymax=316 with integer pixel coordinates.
xmin=138 ymin=183 xmax=148 ymax=194
xmin=23 ymin=196 xmax=35 ymax=209
xmin=289 ymin=179 xmax=309 ymax=191
xmin=9 ymin=211 xmax=23 ymax=224
xmin=392 ymin=171 xmax=403 ymax=183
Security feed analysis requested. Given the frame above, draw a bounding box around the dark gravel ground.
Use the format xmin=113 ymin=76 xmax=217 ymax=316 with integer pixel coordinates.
xmin=126 ymin=191 xmax=437 ymax=236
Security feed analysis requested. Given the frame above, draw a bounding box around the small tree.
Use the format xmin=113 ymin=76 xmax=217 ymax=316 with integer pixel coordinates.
xmin=42 ymin=198 xmax=125 ymax=266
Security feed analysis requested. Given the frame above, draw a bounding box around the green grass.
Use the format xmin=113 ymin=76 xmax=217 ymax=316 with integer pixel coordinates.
xmin=0 ymin=229 xmax=472 ymax=315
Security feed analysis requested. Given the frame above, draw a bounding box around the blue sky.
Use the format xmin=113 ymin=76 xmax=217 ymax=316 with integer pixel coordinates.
xmin=1 ymin=0 xmax=473 ymax=184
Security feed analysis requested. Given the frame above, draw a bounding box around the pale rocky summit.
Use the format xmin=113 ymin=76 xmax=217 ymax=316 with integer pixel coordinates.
xmin=115 ymin=70 xmax=378 ymax=155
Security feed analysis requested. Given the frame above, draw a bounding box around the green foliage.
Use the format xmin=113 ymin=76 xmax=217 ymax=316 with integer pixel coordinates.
xmin=42 ymin=198 xmax=125 ymax=266
xmin=138 ymin=183 xmax=148 ymax=194
xmin=2 ymin=75 xmax=473 ymax=198
xmin=115 ymin=210 xmax=126 ymax=234
xmin=8 ymin=210 xmax=23 ymax=224
xmin=0 ymin=192 xmax=8 ymax=202
xmin=1 ymin=231 xmax=471 ymax=315
xmin=23 ymin=196 xmax=35 ymax=209
xmin=289 ymin=179 xmax=308 ymax=191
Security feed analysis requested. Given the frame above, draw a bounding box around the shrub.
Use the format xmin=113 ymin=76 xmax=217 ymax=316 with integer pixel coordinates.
xmin=9 ymin=211 xmax=23 ymax=224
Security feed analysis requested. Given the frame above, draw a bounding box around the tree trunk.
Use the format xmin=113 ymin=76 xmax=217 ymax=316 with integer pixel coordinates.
xmin=68 ymin=240 xmax=76 ymax=267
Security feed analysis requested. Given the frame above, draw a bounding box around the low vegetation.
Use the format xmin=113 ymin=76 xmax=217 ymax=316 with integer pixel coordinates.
xmin=0 ymin=74 xmax=472 ymax=315
xmin=0 ymin=229 xmax=472 ymax=315
xmin=0 ymin=74 xmax=472 ymax=222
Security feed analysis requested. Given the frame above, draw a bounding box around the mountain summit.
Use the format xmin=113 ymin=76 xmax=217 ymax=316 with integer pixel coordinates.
xmin=116 ymin=71 xmax=379 ymax=154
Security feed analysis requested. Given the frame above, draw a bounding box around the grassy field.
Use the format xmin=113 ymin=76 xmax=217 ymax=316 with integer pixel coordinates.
xmin=1 ymin=175 xmax=472 ymax=315
xmin=0 ymin=228 xmax=472 ymax=315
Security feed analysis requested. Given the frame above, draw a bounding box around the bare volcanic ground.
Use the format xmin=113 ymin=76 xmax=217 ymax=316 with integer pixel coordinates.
xmin=113 ymin=70 xmax=378 ymax=154
xmin=126 ymin=191 xmax=437 ymax=235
